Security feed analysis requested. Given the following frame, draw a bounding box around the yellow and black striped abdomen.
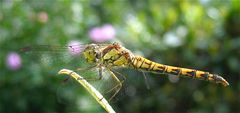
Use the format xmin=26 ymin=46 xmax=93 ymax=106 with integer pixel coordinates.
xmin=131 ymin=56 xmax=229 ymax=86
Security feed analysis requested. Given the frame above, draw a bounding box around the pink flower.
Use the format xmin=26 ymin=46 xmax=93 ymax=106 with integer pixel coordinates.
xmin=6 ymin=52 xmax=22 ymax=70
xmin=38 ymin=12 xmax=48 ymax=23
xmin=67 ymin=40 xmax=83 ymax=56
xmin=101 ymin=24 xmax=116 ymax=40
xmin=89 ymin=24 xmax=116 ymax=42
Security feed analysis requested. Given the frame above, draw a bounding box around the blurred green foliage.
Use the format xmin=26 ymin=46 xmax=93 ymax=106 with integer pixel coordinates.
xmin=0 ymin=0 xmax=240 ymax=113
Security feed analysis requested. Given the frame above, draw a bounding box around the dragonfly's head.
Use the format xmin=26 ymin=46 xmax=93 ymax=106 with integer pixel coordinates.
xmin=83 ymin=44 xmax=101 ymax=63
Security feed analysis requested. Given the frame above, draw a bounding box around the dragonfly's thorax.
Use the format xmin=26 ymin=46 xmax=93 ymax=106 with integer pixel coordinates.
xmin=83 ymin=42 xmax=134 ymax=68
xmin=100 ymin=43 xmax=134 ymax=68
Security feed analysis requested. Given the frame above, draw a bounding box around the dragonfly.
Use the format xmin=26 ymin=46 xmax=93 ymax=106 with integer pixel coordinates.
xmin=21 ymin=42 xmax=229 ymax=100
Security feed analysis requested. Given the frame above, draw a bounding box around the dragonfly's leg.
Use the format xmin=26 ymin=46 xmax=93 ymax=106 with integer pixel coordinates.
xmin=110 ymin=69 xmax=126 ymax=81
xmin=106 ymin=69 xmax=124 ymax=101
xmin=98 ymin=67 xmax=103 ymax=80
xmin=61 ymin=71 xmax=76 ymax=84
xmin=62 ymin=76 xmax=70 ymax=83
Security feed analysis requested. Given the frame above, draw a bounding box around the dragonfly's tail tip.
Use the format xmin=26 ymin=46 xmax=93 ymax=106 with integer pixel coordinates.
xmin=220 ymin=78 xmax=229 ymax=87
xmin=215 ymin=75 xmax=229 ymax=87
xmin=223 ymin=81 xmax=229 ymax=87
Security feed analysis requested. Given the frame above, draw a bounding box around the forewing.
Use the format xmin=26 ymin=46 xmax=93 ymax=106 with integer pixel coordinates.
xmin=19 ymin=44 xmax=89 ymax=73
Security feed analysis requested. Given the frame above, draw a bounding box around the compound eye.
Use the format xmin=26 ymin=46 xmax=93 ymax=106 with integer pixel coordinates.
xmin=95 ymin=53 xmax=101 ymax=59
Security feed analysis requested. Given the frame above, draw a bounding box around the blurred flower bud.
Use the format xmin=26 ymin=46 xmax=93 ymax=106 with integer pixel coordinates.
xmin=6 ymin=52 xmax=22 ymax=70
xmin=89 ymin=24 xmax=116 ymax=42
xmin=38 ymin=12 xmax=48 ymax=23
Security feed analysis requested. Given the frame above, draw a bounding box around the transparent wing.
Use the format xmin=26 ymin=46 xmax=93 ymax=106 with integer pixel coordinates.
xmin=19 ymin=44 xmax=89 ymax=72
xmin=20 ymin=44 xmax=85 ymax=54
xmin=20 ymin=43 xmax=126 ymax=103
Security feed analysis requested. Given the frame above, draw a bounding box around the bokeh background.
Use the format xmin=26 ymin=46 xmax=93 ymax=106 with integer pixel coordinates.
xmin=0 ymin=0 xmax=240 ymax=113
